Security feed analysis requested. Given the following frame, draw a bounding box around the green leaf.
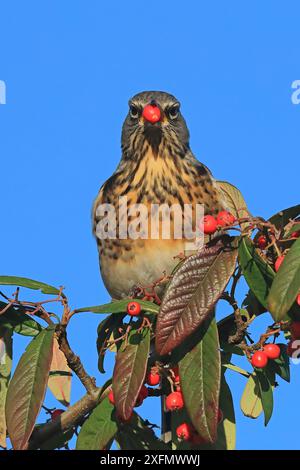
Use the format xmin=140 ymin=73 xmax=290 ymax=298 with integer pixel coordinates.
xmin=240 ymin=373 xmax=263 ymax=419
xmin=5 ymin=326 xmax=55 ymax=449
xmin=267 ymin=344 xmax=290 ymax=382
xmin=216 ymin=181 xmax=251 ymax=229
xmin=0 ymin=276 xmax=61 ymax=296
xmin=0 ymin=327 xmax=13 ymax=449
xmin=97 ymin=314 xmax=126 ymax=373
xmin=189 ymin=373 xmax=236 ymax=451
xmin=156 ymin=235 xmax=238 ymax=356
xmin=214 ymin=375 xmax=236 ymax=450
xmin=74 ymin=298 xmax=159 ymax=315
xmin=222 ymin=363 xmax=250 ymax=378
xmin=269 ymin=204 xmax=300 ymax=231
xmin=238 ymin=237 xmax=275 ymax=309
xmin=113 ymin=327 xmax=150 ymax=421
xmin=255 ymin=369 xmax=274 ymax=426
xmin=267 ymin=238 xmax=300 ymax=321
xmin=76 ymin=397 xmax=117 ymax=450
xmin=179 ymin=318 xmax=221 ymax=444
xmin=0 ymin=302 xmax=43 ymax=337
xmin=117 ymin=413 xmax=169 ymax=450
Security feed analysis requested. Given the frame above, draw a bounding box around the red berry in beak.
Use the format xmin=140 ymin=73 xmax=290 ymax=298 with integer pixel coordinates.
xmin=142 ymin=104 xmax=161 ymax=123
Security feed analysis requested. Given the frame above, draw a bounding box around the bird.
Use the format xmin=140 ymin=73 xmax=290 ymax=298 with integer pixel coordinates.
xmin=92 ymin=91 xmax=225 ymax=300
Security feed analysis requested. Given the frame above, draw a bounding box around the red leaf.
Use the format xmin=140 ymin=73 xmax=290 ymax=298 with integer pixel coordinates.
xmin=155 ymin=236 xmax=238 ymax=356
xmin=113 ymin=327 xmax=150 ymax=421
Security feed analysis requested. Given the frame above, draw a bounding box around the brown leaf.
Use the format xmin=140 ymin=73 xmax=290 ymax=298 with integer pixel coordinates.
xmin=113 ymin=327 xmax=150 ymax=421
xmin=155 ymin=236 xmax=238 ymax=356
xmin=48 ymin=338 xmax=72 ymax=406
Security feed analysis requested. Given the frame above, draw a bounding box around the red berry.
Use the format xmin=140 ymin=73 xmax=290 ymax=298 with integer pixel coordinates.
xmin=200 ymin=215 xmax=218 ymax=235
xmin=51 ymin=409 xmax=64 ymax=421
xmin=166 ymin=391 xmax=184 ymax=411
xmin=263 ymin=343 xmax=281 ymax=360
xmin=297 ymin=294 xmax=300 ymax=307
xmin=291 ymin=231 xmax=300 ymax=239
xmin=216 ymin=211 xmax=236 ymax=227
xmin=173 ymin=374 xmax=180 ymax=384
xmin=172 ymin=366 xmax=179 ymax=376
xmin=176 ymin=423 xmax=192 ymax=441
xmin=142 ymin=104 xmax=161 ymax=123
xmin=146 ymin=371 xmax=160 ymax=386
xmin=127 ymin=301 xmax=141 ymax=316
xmin=251 ymin=351 xmax=268 ymax=368
xmin=290 ymin=321 xmax=300 ymax=339
xmin=108 ymin=389 xmax=115 ymax=405
xmin=274 ymin=255 xmax=285 ymax=272
xmin=257 ymin=235 xmax=267 ymax=250
xmin=138 ymin=384 xmax=148 ymax=401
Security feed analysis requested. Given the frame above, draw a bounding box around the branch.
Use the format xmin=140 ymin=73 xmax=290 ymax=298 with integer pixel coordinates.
xmin=28 ymin=387 xmax=102 ymax=449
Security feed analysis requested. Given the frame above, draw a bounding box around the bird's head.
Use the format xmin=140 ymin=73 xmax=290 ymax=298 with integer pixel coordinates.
xmin=121 ymin=91 xmax=190 ymax=159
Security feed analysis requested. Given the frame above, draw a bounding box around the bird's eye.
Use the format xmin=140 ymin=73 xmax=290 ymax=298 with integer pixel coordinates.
xmin=129 ymin=104 xmax=140 ymax=119
xmin=168 ymin=105 xmax=180 ymax=120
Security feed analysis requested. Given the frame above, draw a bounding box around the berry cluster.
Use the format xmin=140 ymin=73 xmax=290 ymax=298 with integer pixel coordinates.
xmin=251 ymin=343 xmax=281 ymax=369
xmin=200 ymin=211 xmax=236 ymax=235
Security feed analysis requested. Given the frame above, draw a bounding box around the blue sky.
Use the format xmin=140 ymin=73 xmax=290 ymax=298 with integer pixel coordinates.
xmin=0 ymin=1 xmax=300 ymax=450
